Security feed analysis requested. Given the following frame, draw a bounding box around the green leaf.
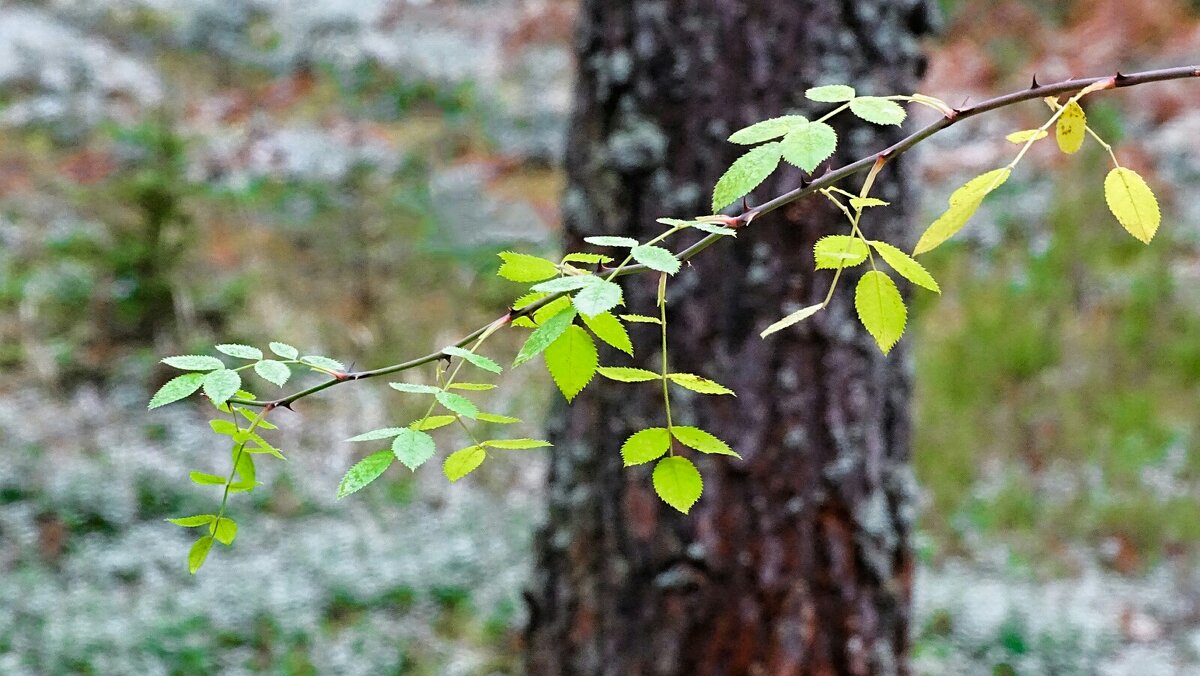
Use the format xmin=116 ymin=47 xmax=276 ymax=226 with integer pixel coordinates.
xmin=561 ymin=252 xmax=614 ymax=265
xmin=621 ymin=427 xmax=671 ymax=466
xmin=597 ymin=366 xmax=659 ymax=382
xmin=269 ymin=341 xmax=299 ymax=359
xmin=444 ymin=446 xmax=487 ymax=482
xmin=869 ymin=241 xmax=940 ymax=293
xmin=544 ymin=325 xmax=598 ymax=402
xmin=1055 ymin=99 xmax=1086 ymax=154
xmin=254 ymin=359 xmax=291 ymax=387
xmin=188 ymin=535 xmax=214 ymax=574
xmin=483 ymin=438 xmax=552 ymax=449
xmin=347 ymin=427 xmax=406 ymax=442
xmin=760 ymin=303 xmax=823 ymax=338
xmin=389 ymin=382 xmax=440 ymax=395
xmin=189 ymin=472 xmax=227 ymax=486
xmin=148 ymin=372 xmax=206 ymax=409
xmin=514 ymin=307 xmax=576 ymax=367
xmin=913 ymin=168 xmax=1011 ymax=255
xmin=497 ymin=251 xmax=559 ymax=282
xmin=671 ymin=426 xmax=740 ymax=457
xmin=854 ymin=270 xmax=906 ymax=354
xmin=780 ymin=121 xmax=838 ymax=173
xmin=411 ymin=415 xmax=456 ymax=431
xmin=814 ymin=235 xmax=870 ymax=270
xmin=236 ymin=407 xmax=276 ymax=429
xmin=162 ymin=355 xmax=225 ymax=371
xmin=229 ymin=451 xmax=256 ymax=492
xmin=209 ymin=419 xmax=238 ymax=437
xmin=168 ymin=514 xmax=217 ymax=527
xmin=442 ymin=346 xmax=502 ymax=374
xmin=849 ymin=96 xmax=906 ymax=125
xmin=448 ymin=383 xmax=496 ymax=391
xmin=531 ymin=275 xmax=600 ymax=294
xmin=667 ymin=373 xmax=735 ymax=395
xmin=630 ymin=245 xmax=681 ymax=275
xmin=652 ymin=456 xmax=703 ymax=514
xmin=572 ymin=279 xmax=624 ymax=317
xmin=216 ymin=344 xmax=263 ymax=360
xmin=337 ymin=451 xmax=394 ymax=499
xmin=688 ymin=222 xmax=738 ymax=236
xmin=203 ymin=369 xmax=242 ymax=406
xmin=476 ymin=412 xmax=521 ymax=424
xmin=532 ymin=297 xmax=573 ymax=326
xmin=580 ymin=312 xmax=633 ymax=355
xmin=727 ymin=115 xmax=808 ymax=144
xmin=806 ymin=84 xmax=856 ymax=102
xmin=712 ymin=142 xmax=783 ymax=212
xmin=300 ymin=355 xmax=346 ymax=372
xmin=435 ymin=390 xmax=479 ymax=419
xmin=212 ymin=517 xmax=237 ymax=545
xmin=583 ymin=236 xmax=639 ymax=248
xmin=619 ymin=314 xmax=661 ymax=324
xmin=1104 ymin=167 xmax=1160 ymax=244
xmin=391 ymin=428 xmax=436 ymax=470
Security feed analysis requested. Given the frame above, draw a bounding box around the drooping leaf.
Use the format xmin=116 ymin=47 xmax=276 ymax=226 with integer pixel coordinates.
xmin=189 ymin=472 xmax=227 ymax=486
xmin=780 ymin=121 xmax=838 ymax=173
xmin=347 ymin=427 xmax=407 ymax=442
xmin=806 ymin=84 xmax=856 ymax=102
xmin=652 ymin=456 xmax=703 ymax=514
xmin=760 ymin=303 xmax=823 ymax=338
xmin=476 ymin=412 xmax=521 ymax=424
xmin=161 ymin=355 xmax=225 ymax=371
xmin=619 ymin=313 xmax=661 ymax=324
xmin=254 ymin=359 xmax=291 ymax=387
xmin=514 ymin=307 xmax=577 ymax=367
xmin=188 ymin=535 xmax=214 ymax=574
xmin=869 ymin=240 xmax=940 ymax=293
xmin=482 ymin=438 xmax=553 ymax=450
xmin=572 ymin=279 xmax=624 ymax=317
xmin=497 ymin=251 xmax=559 ymax=282
xmin=913 ymin=168 xmax=1011 ymax=255
xmin=444 ymin=446 xmax=487 ymax=482
xmin=671 ymin=426 xmax=740 ymax=457
xmin=269 ymin=341 xmax=299 ymax=359
xmin=1104 ymin=167 xmax=1160 ymax=244
xmin=337 ymin=450 xmax=394 ymax=499
xmin=1055 ymin=100 xmax=1086 ymax=154
xmin=442 ymin=346 xmax=502 ymax=374
xmin=854 ymin=270 xmax=906 ymax=354
xmin=814 ymin=235 xmax=870 ymax=270
xmin=391 ymin=428 xmax=437 ymax=470
xmin=583 ymin=236 xmax=639 ymax=248
xmin=621 ymin=427 xmax=671 ymax=466
xmin=202 ymin=369 xmax=242 ymax=406
xmin=849 ymin=97 xmax=906 ymax=125
xmin=543 ymin=325 xmax=598 ymax=402
xmin=300 ymin=355 xmax=346 ymax=372
xmin=411 ymin=415 xmax=456 ymax=431
xmin=581 ymin=311 xmax=633 ymax=355
xmin=148 ymin=372 xmax=206 ymax=409
xmin=1006 ymin=129 xmax=1048 ymax=144
xmin=212 ymin=517 xmax=237 ymax=546
xmin=630 ymin=244 xmax=681 ymax=275
xmin=216 ymin=344 xmax=263 ymax=360
xmin=168 ymin=514 xmax=217 ymax=527
xmin=597 ymin=366 xmax=659 ymax=382
xmin=389 ymin=382 xmax=440 ymax=395
xmin=712 ymin=142 xmax=783 ymax=212
xmin=727 ymin=115 xmax=808 ymax=144
xmin=667 ymin=373 xmax=735 ymax=395
xmin=435 ymin=390 xmax=479 ymax=419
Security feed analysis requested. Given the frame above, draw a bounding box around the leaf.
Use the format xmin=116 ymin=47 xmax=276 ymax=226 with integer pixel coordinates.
xmin=476 ymin=412 xmax=521 ymax=424
xmin=580 ymin=312 xmax=633 ymax=355
xmin=630 ymin=245 xmax=681 ymax=275
xmin=254 ymin=359 xmax=291 ymax=387
xmin=849 ymin=96 xmax=906 ymax=126
xmin=850 ymin=197 xmax=889 ymax=209
xmin=269 ymin=341 xmax=299 ymax=359
xmin=531 ymin=275 xmax=600 ymax=294
xmin=688 ymin=222 xmax=738 ymax=236
xmin=572 ymin=279 xmax=625 ymax=317
xmin=621 ymin=427 xmax=671 ymax=466
xmin=813 ymin=235 xmax=870 ymax=269
xmin=411 ymin=415 xmax=456 ymax=431
xmin=212 ymin=518 xmax=237 ymax=546
xmin=561 ymin=252 xmax=613 ymax=265
xmin=532 ymin=297 xmax=573 ymax=325
xmin=1006 ymin=129 xmax=1048 ymax=144
xmin=667 ymin=373 xmax=735 ymax=395
xmin=727 ymin=115 xmax=808 ymax=144
xmin=497 ymin=251 xmax=559 ymax=282
xmin=543 ymin=325 xmax=598 ymax=402
xmin=780 ymin=121 xmax=838 ymax=173
xmin=229 ymin=452 xmax=256 ymax=492
xmin=671 ymin=426 xmax=740 ymax=457
xmin=347 ymin=427 xmax=407 ymax=442
xmin=448 ymin=383 xmax=496 ymax=391
xmin=435 ymin=390 xmax=479 ymax=419
xmin=189 ymin=472 xmax=227 ymax=486
xmin=483 ymin=439 xmax=553 ymax=449
xmin=913 ymin=168 xmax=1011 ymax=255
xmin=597 ymin=366 xmax=659 ymax=382
xmin=162 ymin=355 xmax=225 ymax=371
xmin=442 ymin=346 xmax=502 ymax=374
xmin=337 ymin=451 xmax=394 ymax=499
xmin=620 ymin=314 xmax=661 ymax=324
xmin=854 ymin=270 xmax=906 ymax=354
xmin=209 ymin=419 xmax=238 ymax=437
xmin=168 ymin=514 xmax=217 ymax=527
xmin=148 ymin=372 xmax=206 ymax=409
xmin=869 ymin=241 xmax=941 ymax=293
xmin=514 ymin=307 xmax=577 ymax=367
xmin=300 ymin=355 xmax=346 ymax=372
xmin=1104 ymin=167 xmax=1160 ymax=244
xmin=760 ymin=303 xmax=823 ymax=338
xmin=444 ymin=446 xmax=487 ymax=482
xmin=216 ymin=344 xmax=263 ymax=360
xmin=391 ymin=428 xmax=436 ymax=470
xmin=390 ymin=382 xmax=440 ymax=395
xmin=712 ymin=142 xmax=783 ymax=212
xmin=583 ymin=236 xmax=639 ymax=248
xmin=806 ymin=84 xmax=856 ymax=102
xmin=1055 ymin=100 xmax=1086 ymax=154
xmin=652 ymin=456 xmax=703 ymax=514
xmin=202 ymin=369 xmax=242 ymax=406
xmin=188 ymin=535 xmax=214 ymax=574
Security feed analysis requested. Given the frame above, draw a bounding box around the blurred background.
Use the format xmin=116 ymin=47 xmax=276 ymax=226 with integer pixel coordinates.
xmin=0 ymin=0 xmax=1198 ymax=673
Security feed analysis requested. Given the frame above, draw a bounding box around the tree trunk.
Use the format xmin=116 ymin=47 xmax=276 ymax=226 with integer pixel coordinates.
xmin=526 ymin=1 xmax=936 ymax=674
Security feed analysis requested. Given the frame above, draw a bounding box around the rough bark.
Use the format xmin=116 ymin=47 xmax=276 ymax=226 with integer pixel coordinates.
xmin=526 ymin=1 xmax=935 ymax=674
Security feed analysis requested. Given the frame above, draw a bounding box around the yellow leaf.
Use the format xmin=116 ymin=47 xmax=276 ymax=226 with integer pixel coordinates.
xmin=854 ymin=271 xmax=906 ymax=354
xmin=913 ymin=168 xmax=1011 ymax=255
xmin=760 ymin=303 xmax=823 ymax=338
xmin=1005 ymin=129 xmax=1048 ymax=144
xmin=1055 ymin=100 xmax=1086 ymax=154
xmin=1104 ymin=167 xmax=1160 ymax=244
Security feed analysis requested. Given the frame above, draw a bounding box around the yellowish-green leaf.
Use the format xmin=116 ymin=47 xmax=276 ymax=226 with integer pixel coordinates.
xmin=1055 ymin=100 xmax=1086 ymax=154
xmin=667 ymin=373 xmax=735 ymax=395
xmin=849 ymin=96 xmax=906 ymax=126
xmin=442 ymin=346 xmax=502 ymax=374
xmin=448 ymin=382 xmax=496 ymax=391
xmin=1104 ymin=167 xmax=1160 ymax=244
xmin=814 ymin=235 xmax=870 ymax=270
xmin=514 ymin=307 xmax=576 ymax=366
xmin=543 ymin=325 xmax=598 ymax=402
xmin=854 ymin=270 xmax=906 ymax=354
xmin=727 ymin=115 xmax=808 ymax=144
xmin=760 ymin=303 xmax=823 ymax=338
xmin=597 ymin=366 xmax=659 ymax=382
xmin=168 ymin=514 xmax=217 ymax=527
xmin=189 ymin=472 xmax=227 ymax=486
xmin=497 ymin=251 xmax=559 ymax=282
xmin=443 ymin=446 xmax=487 ymax=482
xmin=621 ymin=427 xmax=671 ymax=466
xmin=212 ymin=517 xmax=237 ymax=545
xmin=652 ymin=456 xmax=703 ymax=514
xmin=562 ymin=252 xmax=614 ymax=265
xmin=1006 ymin=129 xmax=1048 ymax=144
xmin=780 ymin=121 xmax=837 ymax=173
xmin=806 ymin=84 xmax=856 ymax=102
xmin=581 ymin=311 xmax=633 ymax=355
xmin=671 ymin=426 xmax=740 ymax=458
xmin=483 ymin=438 xmax=552 ymax=450
xmin=347 ymin=427 xmax=405 ymax=442
xmin=712 ymin=142 xmax=783 ymax=212
xmin=411 ymin=415 xmax=456 ymax=431
xmin=869 ymin=240 xmax=940 ymax=293
xmin=619 ymin=313 xmax=661 ymax=324
xmin=913 ymin=168 xmax=1011 ymax=255
xmin=187 ymin=535 xmax=214 ymax=574
xmin=476 ymin=412 xmax=521 ymax=424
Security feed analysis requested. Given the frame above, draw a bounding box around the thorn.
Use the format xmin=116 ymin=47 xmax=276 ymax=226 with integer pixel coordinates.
xmin=741 ymin=196 xmax=749 ymax=212
xmin=1030 ymin=73 xmax=1040 ymax=89
xmin=279 ymin=402 xmax=294 ymax=411
xmin=1114 ymin=71 xmax=1130 ymax=83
